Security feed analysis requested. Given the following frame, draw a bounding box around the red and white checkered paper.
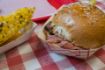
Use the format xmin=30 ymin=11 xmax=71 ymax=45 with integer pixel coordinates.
xmin=0 ymin=0 xmax=105 ymax=70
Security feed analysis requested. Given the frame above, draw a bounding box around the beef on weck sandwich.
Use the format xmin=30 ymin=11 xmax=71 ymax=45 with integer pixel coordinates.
xmin=43 ymin=3 xmax=105 ymax=49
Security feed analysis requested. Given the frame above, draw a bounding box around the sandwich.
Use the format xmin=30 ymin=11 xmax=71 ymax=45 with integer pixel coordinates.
xmin=43 ymin=2 xmax=105 ymax=49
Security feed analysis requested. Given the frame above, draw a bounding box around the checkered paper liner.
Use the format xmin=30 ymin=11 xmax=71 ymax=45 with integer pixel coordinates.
xmin=0 ymin=23 xmax=37 ymax=54
xmin=44 ymin=43 xmax=100 ymax=59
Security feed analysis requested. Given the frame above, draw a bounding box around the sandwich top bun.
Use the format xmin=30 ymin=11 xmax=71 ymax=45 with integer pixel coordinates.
xmin=43 ymin=3 xmax=105 ymax=49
